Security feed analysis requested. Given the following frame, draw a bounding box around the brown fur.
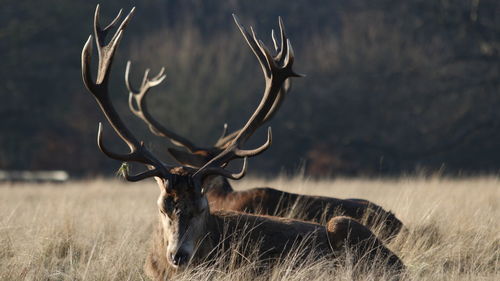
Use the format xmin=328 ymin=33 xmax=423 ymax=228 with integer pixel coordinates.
xmin=203 ymin=176 xmax=404 ymax=240
xmin=144 ymin=171 xmax=405 ymax=281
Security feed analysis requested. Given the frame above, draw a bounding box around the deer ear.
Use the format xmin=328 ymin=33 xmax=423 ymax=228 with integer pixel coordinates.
xmin=167 ymin=148 xmax=210 ymax=168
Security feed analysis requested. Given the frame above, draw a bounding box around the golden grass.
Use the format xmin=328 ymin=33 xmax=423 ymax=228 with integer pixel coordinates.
xmin=0 ymin=176 xmax=498 ymax=280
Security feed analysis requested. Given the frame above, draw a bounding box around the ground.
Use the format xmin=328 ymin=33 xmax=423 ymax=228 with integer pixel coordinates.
xmin=0 ymin=176 xmax=498 ymax=280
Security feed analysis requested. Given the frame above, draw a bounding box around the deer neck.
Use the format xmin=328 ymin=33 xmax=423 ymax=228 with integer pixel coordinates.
xmin=191 ymin=210 xmax=223 ymax=260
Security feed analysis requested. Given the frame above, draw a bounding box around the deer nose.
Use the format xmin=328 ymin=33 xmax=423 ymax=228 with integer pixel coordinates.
xmin=170 ymin=251 xmax=189 ymax=267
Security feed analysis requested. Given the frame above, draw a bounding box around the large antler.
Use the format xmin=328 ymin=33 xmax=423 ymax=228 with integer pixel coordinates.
xmin=126 ymin=15 xmax=300 ymax=169
xmin=81 ymin=5 xmax=171 ymax=182
xmin=193 ymin=15 xmax=302 ymax=180
xmin=213 ymin=19 xmax=295 ymax=149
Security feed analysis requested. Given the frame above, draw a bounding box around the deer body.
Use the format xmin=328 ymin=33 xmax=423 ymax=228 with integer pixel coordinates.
xmin=145 ymin=204 xmax=405 ymax=281
xmin=202 ymin=176 xmax=403 ymax=239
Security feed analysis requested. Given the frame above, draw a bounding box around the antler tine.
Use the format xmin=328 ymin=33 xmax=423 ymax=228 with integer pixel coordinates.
xmin=97 ymin=123 xmax=163 ymax=181
xmin=197 ymin=157 xmax=248 ymax=181
xmin=194 ymin=15 xmax=301 ymax=179
xmin=271 ymin=30 xmax=279 ymax=52
xmin=218 ymin=123 xmax=229 ymax=140
xmin=125 ymin=61 xmax=202 ymax=152
xmin=101 ymin=7 xmax=123 ymax=31
xmin=192 ymin=156 xmax=248 ymax=195
xmin=274 ymin=17 xmax=288 ymax=63
xmin=82 ymin=5 xmax=170 ymax=182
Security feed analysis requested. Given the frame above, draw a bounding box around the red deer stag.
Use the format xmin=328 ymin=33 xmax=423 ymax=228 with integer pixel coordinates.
xmin=125 ymin=13 xmax=404 ymax=240
xmin=81 ymin=5 xmax=405 ymax=280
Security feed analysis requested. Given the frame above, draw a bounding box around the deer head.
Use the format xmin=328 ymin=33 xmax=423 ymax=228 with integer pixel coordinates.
xmin=81 ymin=5 xmax=300 ymax=268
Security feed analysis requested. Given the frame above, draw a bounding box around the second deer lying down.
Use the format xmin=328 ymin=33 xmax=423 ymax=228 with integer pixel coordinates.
xmin=81 ymin=5 xmax=405 ymax=280
xmin=125 ymin=11 xmax=404 ymax=240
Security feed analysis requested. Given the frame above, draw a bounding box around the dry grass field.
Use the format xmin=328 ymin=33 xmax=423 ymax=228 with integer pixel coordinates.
xmin=0 ymin=176 xmax=498 ymax=280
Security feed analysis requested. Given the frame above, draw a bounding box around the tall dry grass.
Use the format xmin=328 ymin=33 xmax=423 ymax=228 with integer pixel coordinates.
xmin=0 ymin=176 xmax=498 ymax=280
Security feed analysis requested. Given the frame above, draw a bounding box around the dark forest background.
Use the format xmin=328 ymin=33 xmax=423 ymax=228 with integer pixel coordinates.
xmin=1 ymin=0 xmax=499 ymax=178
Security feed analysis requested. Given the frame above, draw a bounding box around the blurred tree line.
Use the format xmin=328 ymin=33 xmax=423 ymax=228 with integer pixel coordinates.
xmin=1 ymin=0 xmax=499 ymax=177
